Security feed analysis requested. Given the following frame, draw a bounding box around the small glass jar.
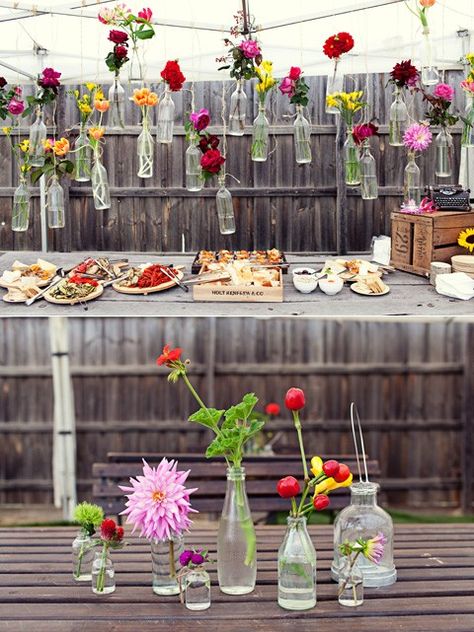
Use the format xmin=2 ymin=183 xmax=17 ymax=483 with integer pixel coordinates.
xmin=326 ymin=58 xmax=344 ymax=114
xmin=91 ymin=152 xmax=111 ymax=210
xmin=72 ymin=531 xmax=95 ymax=581
xmin=251 ymin=103 xmax=269 ymax=162
xmin=92 ymin=550 xmax=115 ymax=595
xmin=420 ymin=27 xmax=440 ymax=86
xmin=461 ymin=95 xmax=474 ymax=148
xmin=185 ymin=141 xmax=202 ymax=192
xmin=47 ymin=176 xmax=65 ymax=229
xmin=338 ymin=558 xmax=364 ymax=607
xmin=12 ymin=179 xmax=30 ymax=232
xmin=278 ymin=516 xmax=316 ymax=611
xmin=294 ymin=105 xmax=312 ymax=164
xmin=360 ymin=141 xmax=378 ymax=200
xmin=157 ymin=87 xmax=175 ymax=144
xmin=137 ymin=116 xmax=154 ymax=179
xmin=151 ymin=534 xmax=184 ymax=595
xmin=184 ymin=568 xmax=211 ymax=611
xmin=108 ymin=75 xmax=126 ymax=129
xmin=229 ymin=79 xmax=247 ymax=136
xmin=74 ymin=126 xmax=92 ymax=182
xmin=403 ymin=151 xmax=421 ymax=208
xmin=215 ymin=176 xmax=236 ymax=236
xmin=435 ymin=128 xmax=453 ymax=178
xmin=344 ymin=131 xmax=361 ymax=186
xmin=28 ymin=108 xmax=47 ymax=167
xmin=389 ymin=88 xmax=408 ymax=147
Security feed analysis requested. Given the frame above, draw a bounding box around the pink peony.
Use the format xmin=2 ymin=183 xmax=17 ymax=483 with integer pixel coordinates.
xmin=403 ymin=122 xmax=432 ymax=152
xmin=138 ymin=7 xmax=152 ymax=21
xmin=279 ymin=76 xmax=295 ymax=98
xmin=433 ymin=83 xmax=454 ymax=101
xmin=288 ymin=66 xmax=302 ymax=81
xmin=190 ymin=108 xmax=210 ymax=132
xmin=239 ymin=39 xmax=260 ymax=59
xmin=7 ymin=98 xmax=24 ymax=115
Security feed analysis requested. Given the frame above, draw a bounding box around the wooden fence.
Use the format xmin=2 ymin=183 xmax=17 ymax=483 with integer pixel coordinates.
xmin=0 ymin=71 xmax=466 ymax=253
xmin=0 ymin=316 xmax=472 ymax=512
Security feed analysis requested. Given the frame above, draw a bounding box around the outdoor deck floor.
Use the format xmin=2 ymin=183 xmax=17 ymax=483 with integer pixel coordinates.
xmin=1 ymin=524 xmax=474 ymax=631
xmin=0 ymin=251 xmax=472 ymax=317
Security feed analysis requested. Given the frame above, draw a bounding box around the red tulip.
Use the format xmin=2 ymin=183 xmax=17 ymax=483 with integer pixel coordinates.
xmin=313 ymin=494 xmax=330 ymax=511
xmin=285 ymin=387 xmax=305 ymax=411
xmin=333 ymin=463 xmax=351 ymax=483
xmin=277 ymin=476 xmax=300 ymax=498
xmin=322 ymin=460 xmax=340 ymax=478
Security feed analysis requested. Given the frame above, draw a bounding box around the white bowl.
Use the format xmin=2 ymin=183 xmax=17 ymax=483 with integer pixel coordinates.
xmin=319 ymin=275 xmax=343 ymax=296
xmin=292 ymin=267 xmax=318 ymax=294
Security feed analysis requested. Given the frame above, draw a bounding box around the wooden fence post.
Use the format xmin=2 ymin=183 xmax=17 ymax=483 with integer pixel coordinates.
xmin=336 ymin=116 xmax=347 ymax=255
xmin=462 ymin=322 xmax=474 ymax=514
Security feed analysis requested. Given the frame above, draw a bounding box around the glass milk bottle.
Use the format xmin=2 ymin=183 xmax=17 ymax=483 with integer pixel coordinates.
xmin=47 ymin=176 xmax=65 ymax=228
xmin=278 ymin=516 xmax=316 ymax=610
xmin=229 ymin=79 xmax=247 ymax=136
xmin=185 ymin=141 xmax=202 ymax=192
xmin=389 ymin=89 xmax=408 ymax=146
xmin=360 ymin=141 xmax=378 ymax=200
xmin=215 ymin=176 xmax=236 ymax=235
xmin=157 ymin=88 xmax=175 ymax=144
xmin=294 ymin=105 xmax=312 ymax=164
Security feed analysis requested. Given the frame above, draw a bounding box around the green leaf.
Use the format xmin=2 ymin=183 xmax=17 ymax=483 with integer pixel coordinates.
xmin=188 ymin=407 xmax=224 ymax=430
xmin=135 ymin=27 xmax=154 ymax=40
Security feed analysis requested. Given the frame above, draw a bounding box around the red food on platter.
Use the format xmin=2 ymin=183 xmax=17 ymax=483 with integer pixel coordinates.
xmin=69 ymin=275 xmax=99 ymax=287
xmin=136 ymin=264 xmax=178 ymax=288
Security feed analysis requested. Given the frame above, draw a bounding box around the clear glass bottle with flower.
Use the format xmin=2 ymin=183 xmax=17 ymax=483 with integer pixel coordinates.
xmin=353 ymin=124 xmax=379 ymax=200
xmin=72 ymin=502 xmax=104 ymax=581
xmin=88 ymin=126 xmax=111 ymax=210
xmin=91 ymin=518 xmax=125 ymax=595
xmin=461 ymin=74 xmax=474 ymax=148
xmin=251 ymin=61 xmax=276 ymax=162
xmin=157 ymin=60 xmax=186 ymax=144
xmin=184 ymin=108 xmax=209 ymax=192
xmin=178 ymin=548 xmax=212 ymax=611
xmin=229 ymin=80 xmax=248 ymax=136
xmin=405 ymin=0 xmax=439 ymax=85
xmin=323 ymin=32 xmax=354 ymax=114
xmin=132 ymin=87 xmax=158 ymax=178
xmin=337 ymin=534 xmax=387 ymax=606
xmin=402 ymin=122 xmax=432 ymax=208
xmin=388 ymin=61 xmax=419 ymax=146
xmin=69 ymin=83 xmax=99 ymax=182
xmin=279 ymin=66 xmax=312 ymax=164
xmin=28 ymin=107 xmax=47 ymax=168
xmin=327 ymin=91 xmax=365 ymax=185
xmin=3 ymin=128 xmax=32 ymax=232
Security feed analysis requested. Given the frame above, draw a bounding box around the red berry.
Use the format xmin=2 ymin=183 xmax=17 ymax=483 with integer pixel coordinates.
xmin=313 ymin=494 xmax=330 ymax=511
xmin=323 ymin=460 xmax=340 ymax=478
xmin=277 ymin=476 xmax=300 ymax=498
xmin=284 ymin=387 xmax=305 ymax=411
xmin=265 ymin=402 xmax=281 ymax=416
xmin=334 ymin=463 xmax=351 ymax=483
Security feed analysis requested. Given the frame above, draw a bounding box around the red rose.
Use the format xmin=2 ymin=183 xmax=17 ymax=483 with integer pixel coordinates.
xmin=313 ymin=494 xmax=330 ymax=511
xmin=157 ymin=344 xmax=182 ymax=367
xmin=138 ymin=7 xmax=152 ymax=21
xmin=390 ymin=59 xmax=419 ymax=89
xmin=100 ymin=518 xmax=117 ymax=541
xmin=39 ymin=67 xmax=61 ymax=89
xmin=265 ymin=402 xmax=280 ymax=416
xmin=284 ymin=387 xmax=305 ymax=411
xmin=200 ymin=148 xmax=225 ymax=174
xmin=199 ymin=134 xmax=220 ymax=154
xmin=288 ymin=66 xmax=302 ymax=81
xmin=277 ymin=476 xmax=300 ymax=498
xmin=352 ymin=122 xmax=378 ymax=145
xmin=161 ymin=60 xmax=186 ymax=92
xmin=0 ymin=77 xmax=6 ymax=88
xmin=108 ymin=29 xmax=128 ymax=44
xmin=115 ymin=44 xmax=128 ymax=59
xmin=323 ymin=32 xmax=354 ymax=59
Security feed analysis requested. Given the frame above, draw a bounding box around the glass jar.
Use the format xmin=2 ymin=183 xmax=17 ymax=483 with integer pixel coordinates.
xmin=151 ymin=534 xmax=184 ymax=595
xmin=403 ymin=151 xmax=421 ymax=208
xmin=92 ymin=550 xmax=115 ymax=595
xmin=12 ymin=179 xmax=30 ymax=232
xmin=461 ymin=95 xmax=474 ymax=148
xmin=137 ymin=116 xmax=154 ymax=179
xmin=128 ymin=44 xmax=144 ymax=87
xmin=326 ymin=59 xmax=344 ymax=114
xmin=278 ymin=516 xmax=316 ymax=611
xmin=360 ymin=141 xmax=378 ymax=200
xmin=157 ymin=87 xmax=175 ymax=144
xmin=294 ymin=105 xmax=312 ymax=164
xmin=217 ymin=466 xmax=256 ymax=594
xmin=28 ymin=108 xmax=47 ymax=167
xmin=389 ymin=88 xmax=408 ymax=147
xmin=184 ymin=567 xmax=211 ymax=611
xmin=344 ymin=131 xmax=361 ymax=186
xmin=331 ymin=481 xmax=396 ymax=588
xmin=74 ymin=126 xmax=92 ymax=182
xmin=435 ymin=128 xmax=453 ymax=178
xmin=229 ymin=79 xmax=247 ymax=136
xmin=420 ymin=27 xmax=440 ymax=86
xmin=251 ymin=103 xmax=269 ymax=162
xmin=108 ymin=75 xmax=125 ymax=129
xmin=91 ymin=152 xmax=111 ymax=210
xmin=72 ymin=531 xmax=95 ymax=581
xmin=215 ymin=176 xmax=236 ymax=236
xmin=338 ymin=558 xmax=364 ymax=607
xmin=47 ymin=176 xmax=65 ymax=229
xmin=185 ymin=141 xmax=202 ymax=192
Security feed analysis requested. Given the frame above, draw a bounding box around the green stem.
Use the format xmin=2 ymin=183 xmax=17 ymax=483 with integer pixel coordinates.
xmin=338 ymin=550 xmax=362 ymax=598
xmin=96 ymin=543 xmax=108 ymax=593
xmin=292 ymin=411 xmax=308 ymax=481
xmin=169 ymin=539 xmax=176 ymax=579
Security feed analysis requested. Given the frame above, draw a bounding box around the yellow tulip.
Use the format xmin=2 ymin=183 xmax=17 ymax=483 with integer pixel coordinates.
xmin=314 ymin=473 xmax=353 ymax=496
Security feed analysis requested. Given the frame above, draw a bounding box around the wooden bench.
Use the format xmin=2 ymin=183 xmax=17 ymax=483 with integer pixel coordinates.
xmin=92 ymin=452 xmax=381 ymax=521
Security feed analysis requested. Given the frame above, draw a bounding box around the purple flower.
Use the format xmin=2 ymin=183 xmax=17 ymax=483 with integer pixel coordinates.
xmin=190 ymin=108 xmax=210 ymax=132
xmin=239 ymin=39 xmax=260 ymax=59
xmin=363 ymin=532 xmax=387 ymax=564
xmin=179 ymin=549 xmax=193 ymax=566
xmin=191 ymin=552 xmax=205 ymax=565
xmin=7 ymin=98 xmax=24 ymax=115
xmin=403 ymin=122 xmax=432 ymax=152
xmin=433 ymin=82 xmax=454 ymax=102
xmin=39 ymin=67 xmax=61 ymax=89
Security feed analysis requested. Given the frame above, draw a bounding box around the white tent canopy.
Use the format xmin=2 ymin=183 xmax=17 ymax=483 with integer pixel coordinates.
xmin=0 ymin=0 xmax=472 ymax=85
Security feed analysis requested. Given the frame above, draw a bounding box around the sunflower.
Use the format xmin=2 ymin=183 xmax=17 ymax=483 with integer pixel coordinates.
xmin=458 ymin=228 xmax=474 ymax=253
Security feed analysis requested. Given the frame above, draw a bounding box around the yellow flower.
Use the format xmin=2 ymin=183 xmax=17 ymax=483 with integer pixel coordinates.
xmin=53 ymin=137 xmax=70 ymax=156
xmin=74 ymin=89 xmax=79 ymax=98
xmin=79 ymin=103 xmax=92 ymax=115
xmin=261 ymin=60 xmax=273 ymax=73
xmin=19 ymin=139 xmax=29 ymax=152
xmin=458 ymin=228 xmax=474 ymax=253
xmin=326 ymin=94 xmax=338 ymax=108
xmin=20 ymin=164 xmax=30 ymax=173
xmin=83 ymin=94 xmax=90 ymax=102
xmin=86 ymin=82 xmax=97 ymax=91
xmin=95 ymin=89 xmax=104 ymax=101
xmin=310 ymin=456 xmax=323 ymax=477
xmin=2 ymin=126 xmax=11 ymax=135
xmin=314 ymin=473 xmax=353 ymax=496
xmin=42 ymin=138 xmax=53 ymax=151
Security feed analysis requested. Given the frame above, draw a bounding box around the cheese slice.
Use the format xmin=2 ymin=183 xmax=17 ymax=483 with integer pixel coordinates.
xmin=36 ymin=259 xmax=57 ymax=275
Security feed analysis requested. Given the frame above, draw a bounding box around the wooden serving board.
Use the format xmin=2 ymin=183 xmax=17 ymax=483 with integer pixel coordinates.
xmin=0 ymin=276 xmax=53 ymax=289
xmin=43 ymin=283 xmax=104 ymax=305
xmin=112 ymin=270 xmax=184 ymax=295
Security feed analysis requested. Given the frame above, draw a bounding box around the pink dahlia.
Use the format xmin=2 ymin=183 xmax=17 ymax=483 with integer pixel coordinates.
xmin=433 ymin=83 xmax=454 ymax=101
xmin=120 ymin=458 xmax=197 ymax=540
xmin=403 ymin=122 xmax=432 ymax=152
xmin=363 ymin=532 xmax=387 ymax=564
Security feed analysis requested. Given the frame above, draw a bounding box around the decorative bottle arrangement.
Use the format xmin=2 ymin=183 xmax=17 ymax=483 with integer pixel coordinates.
xmin=344 ymin=131 xmax=361 ymax=186
xmin=323 ymin=32 xmax=355 ymax=114
xmin=28 ymin=108 xmax=47 ymax=167
xmin=229 ymin=80 xmax=247 ymax=136
xmin=403 ymin=151 xmax=421 ymax=208
xmin=251 ymin=102 xmax=269 ymax=162
xmin=91 ymin=149 xmax=111 ymax=211
xmin=185 ymin=141 xmax=202 ymax=192
xmin=325 ymin=59 xmax=344 ymax=114
xmin=108 ymin=75 xmax=126 ymax=129
xmin=338 ymin=558 xmax=364 ymax=607
xmin=360 ymin=141 xmax=378 ymax=200
xmin=215 ymin=176 xmax=236 ymax=235
xmin=137 ymin=116 xmax=154 ymax=179
xmin=278 ymin=516 xmax=316 ymax=610
xmin=12 ymin=179 xmax=30 ymax=232
xmin=389 ymin=89 xmax=408 ymax=146
xmin=294 ymin=105 xmax=312 ymax=164
xmin=74 ymin=126 xmax=92 ymax=182
xmin=461 ymin=94 xmax=474 ymax=148
xmin=420 ymin=28 xmax=439 ymax=86
xmin=92 ymin=551 xmax=116 ymax=595
xmin=435 ymin=128 xmax=453 ymax=178
xmin=47 ymin=176 xmax=65 ymax=229
xmin=72 ymin=531 xmax=95 ymax=581
xmin=157 ymin=88 xmax=175 ymax=144
xmin=151 ymin=535 xmax=184 ymax=595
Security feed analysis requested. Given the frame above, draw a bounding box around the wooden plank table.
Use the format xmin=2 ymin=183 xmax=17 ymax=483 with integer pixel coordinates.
xmin=0 ymin=251 xmax=472 ymax=316
xmin=1 ymin=524 xmax=474 ymax=631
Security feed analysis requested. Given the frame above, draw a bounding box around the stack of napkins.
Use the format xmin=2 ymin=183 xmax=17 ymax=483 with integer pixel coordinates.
xmin=436 ymin=272 xmax=474 ymax=300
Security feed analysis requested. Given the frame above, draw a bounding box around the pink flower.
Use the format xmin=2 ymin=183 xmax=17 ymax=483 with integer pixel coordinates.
xmin=279 ymin=76 xmax=295 ymax=98
xmin=461 ymin=80 xmax=474 ymax=95
xmin=403 ymin=122 xmax=432 ymax=152
xmin=288 ymin=67 xmax=302 ymax=81
xmin=120 ymin=458 xmax=198 ymax=540
xmin=40 ymin=67 xmax=61 ymax=89
xmin=98 ymin=7 xmax=117 ymax=24
xmin=239 ymin=39 xmax=260 ymax=59
xmin=7 ymin=98 xmax=24 ymax=115
xmin=190 ymin=108 xmax=210 ymax=132
xmin=363 ymin=532 xmax=387 ymax=564
xmin=433 ymin=83 xmax=454 ymax=101
xmin=138 ymin=7 xmax=152 ymax=21
xmin=14 ymin=86 xmax=22 ymax=96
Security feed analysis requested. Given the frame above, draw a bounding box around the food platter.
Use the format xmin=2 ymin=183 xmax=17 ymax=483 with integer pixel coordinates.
xmin=350 ymin=282 xmax=390 ymax=297
xmin=112 ymin=269 xmax=184 ymax=295
xmin=44 ymin=282 xmax=104 ymax=305
xmin=0 ymin=259 xmax=57 ymax=289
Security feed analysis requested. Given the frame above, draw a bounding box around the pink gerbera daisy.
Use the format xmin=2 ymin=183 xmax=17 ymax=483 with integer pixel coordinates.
xmin=403 ymin=122 xmax=432 ymax=152
xmin=120 ymin=458 xmax=198 ymax=540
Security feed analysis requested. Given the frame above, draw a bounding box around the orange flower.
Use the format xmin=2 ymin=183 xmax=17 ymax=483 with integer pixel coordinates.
xmin=53 ymin=137 xmax=69 ymax=156
xmin=89 ymin=126 xmax=105 ymax=141
xmin=94 ymin=98 xmax=110 ymax=112
xmin=132 ymin=87 xmax=158 ymax=107
xmin=419 ymin=0 xmax=435 ymax=6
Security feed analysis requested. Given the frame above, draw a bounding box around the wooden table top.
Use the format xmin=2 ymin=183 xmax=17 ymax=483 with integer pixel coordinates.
xmin=1 ymin=524 xmax=474 ymax=631
xmin=0 ymin=251 xmax=472 ymax=317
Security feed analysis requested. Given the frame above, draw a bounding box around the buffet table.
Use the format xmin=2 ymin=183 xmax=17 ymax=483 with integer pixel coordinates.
xmin=1 ymin=524 xmax=473 ymax=631
xmin=0 ymin=251 xmax=472 ymax=316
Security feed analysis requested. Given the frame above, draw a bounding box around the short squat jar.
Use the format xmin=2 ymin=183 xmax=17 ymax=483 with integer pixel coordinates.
xmin=184 ymin=567 xmax=211 ymax=611
xmin=72 ymin=531 xmax=95 ymax=581
xmin=91 ymin=551 xmax=116 ymax=595
xmin=151 ymin=534 xmax=184 ymax=595
xmin=338 ymin=558 xmax=364 ymax=607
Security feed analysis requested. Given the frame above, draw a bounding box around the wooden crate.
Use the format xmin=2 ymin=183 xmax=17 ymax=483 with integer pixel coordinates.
xmin=193 ymin=270 xmax=283 ymax=302
xmin=391 ymin=210 xmax=474 ymax=277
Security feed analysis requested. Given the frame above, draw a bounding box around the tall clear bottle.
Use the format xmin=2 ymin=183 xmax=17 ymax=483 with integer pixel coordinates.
xmin=12 ymin=178 xmax=30 ymax=232
xmin=47 ymin=176 xmax=65 ymax=229
xmin=217 ymin=466 xmax=256 ymax=594
xmin=215 ymin=176 xmax=236 ymax=235
xmin=344 ymin=131 xmax=361 ymax=186
xmin=74 ymin=125 xmax=92 ymax=182
xmin=326 ymin=59 xmax=344 ymax=114
xmin=229 ymin=79 xmax=247 ymax=136
xmin=403 ymin=151 xmax=421 ymax=208
xmin=360 ymin=141 xmax=378 ymax=200
xmin=389 ymin=88 xmax=408 ymax=147
xmin=185 ymin=141 xmax=202 ymax=192
xmin=91 ymin=150 xmax=111 ymax=210
xmin=251 ymin=103 xmax=269 ymax=162
xmin=435 ymin=128 xmax=453 ymax=178
xmin=28 ymin=107 xmax=47 ymax=167
xmin=157 ymin=88 xmax=175 ymax=144
xmin=137 ymin=115 xmax=154 ymax=179
xmin=420 ymin=28 xmax=440 ymax=86
xmin=331 ymin=481 xmax=396 ymax=588
xmin=294 ymin=105 xmax=312 ymax=164
xmin=461 ymin=95 xmax=474 ymax=148
xmin=278 ymin=516 xmax=316 ymax=610
xmin=108 ymin=74 xmax=125 ymax=129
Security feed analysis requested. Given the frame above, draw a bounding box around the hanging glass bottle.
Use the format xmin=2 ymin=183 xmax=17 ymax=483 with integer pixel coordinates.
xmin=461 ymin=94 xmax=474 ymax=148
xmin=435 ymin=128 xmax=453 ymax=178
xmin=215 ymin=176 xmax=236 ymax=235
xmin=108 ymin=74 xmax=125 ymax=129
xmin=326 ymin=59 xmax=344 ymax=114
xmin=157 ymin=87 xmax=175 ymax=144
xmin=344 ymin=131 xmax=361 ymax=186
xmin=217 ymin=466 xmax=256 ymax=594
xmin=420 ymin=27 xmax=440 ymax=86
xmin=294 ymin=104 xmax=312 ymax=164
xmin=360 ymin=141 xmax=378 ymax=200
xmin=185 ymin=140 xmax=202 ymax=192
xmin=137 ymin=114 xmax=154 ymax=179
xmin=72 ymin=531 xmax=95 ymax=581
xmin=229 ymin=79 xmax=247 ymax=136
xmin=403 ymin=150 xmax=421 ymax=208
xmin=389 ymin=88 xmax=408 ymax=147
xmin=91 ymin=550 xmax=116 ymax=595
xmin=338 ymin=557 xmax=364 ymax=607
xmin=151 ymin=534 xmax=183 ymax=595
xmin=47 ymin=176 xmax=65 ymax=229
xmin=278 ymin=516 xmax=316 ymax=611
xmin=91 ymin=150 xmax=111 ymax=211
xmin=184 ymin=567 xmax=211 ymax=611
xmin=12 ymin=178 xmax=30 ymax=232
xmin=28 ymin=107 xmax=47 ymax=167
xmin=128 ymin=45 xmax=144 ymax=87
xmin=251 ymin=100 xmax=269 ymax=162
xmin=331 ymin=481 xmax=396 ymax=587
xmin=74 ymin=125 xmax=92 ymax=182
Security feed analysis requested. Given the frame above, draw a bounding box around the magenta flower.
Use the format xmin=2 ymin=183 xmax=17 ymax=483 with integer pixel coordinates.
xmin=7 ymin=98 xmax=24 ymax=115
xmin=288 ymin=67 xmax=302 ymax=81
xmin=239 ymin=39 xmax=260 ymax=59
xmin=363 ymin=532 xmax=387 ymax=564
xmin=120 ymin=458 xmax=198 ymax=541
xmin=279 ymin=76 xmax=295 ymax=98
xmin=138 ymin=7 xmax=152 ymax=21
xmin=40 ymin=67 xmax=61 ymax=89
xmin=190 ymin=108 xmax=210 ymax=132
xmin=403 ymin=122 xmax=432 ymax=152
xmin=433 ymin=83 xmax=454 ymax=101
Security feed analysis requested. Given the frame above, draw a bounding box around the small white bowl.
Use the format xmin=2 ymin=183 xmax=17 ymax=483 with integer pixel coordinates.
xmin=292 ymin=267 xmax=318 ymax=294
xmin=319 ymin=275 xmax=343 ymax=296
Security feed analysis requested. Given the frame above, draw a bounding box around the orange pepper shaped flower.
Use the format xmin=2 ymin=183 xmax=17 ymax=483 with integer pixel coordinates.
xmin=53 ymin=137 xmax=70 ymax=156
xmin=89 ymin=126 xmax=105 ymax=141
xmin=94 ymin=98 xmax=110 ymax=112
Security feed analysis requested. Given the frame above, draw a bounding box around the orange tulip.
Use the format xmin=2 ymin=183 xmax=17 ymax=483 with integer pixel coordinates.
xmin=89 ymin=126 xmax=105 ymax=141
xmin=419 ymin=0 xmax=435 ymax=6
xmin=53 ymin=137 xmax=69 ymax=156
xmin=94 ymin=98 xmax=110 ymax=112
xmin=132 ymin=87 xmax=158 ymax=107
